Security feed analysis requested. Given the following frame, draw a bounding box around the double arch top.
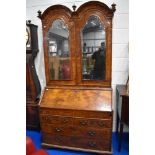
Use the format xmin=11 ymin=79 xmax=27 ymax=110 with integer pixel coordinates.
xmin=38 ymin=1 xmax=116 ymax=21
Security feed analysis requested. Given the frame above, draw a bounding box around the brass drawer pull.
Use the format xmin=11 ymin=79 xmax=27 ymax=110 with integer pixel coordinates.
xmin=45 ymin=116 xmax=51 ymax=121
xmin=88 ymin=131 xmax=96 ymax=136
xmin=80 ymin=120 xmax=88 ymax=125
xmin=63 ymin=118 xmax=69 ymax=123
xmin=98 ymin=121 xmax=105 ymax=127
xmin=55 ymin=137 xmax=61 ymax=142
xmin=88 ymin=141 xmax=96 ymax=147
xmin=55 ymin=128 xmax=62 ymax=132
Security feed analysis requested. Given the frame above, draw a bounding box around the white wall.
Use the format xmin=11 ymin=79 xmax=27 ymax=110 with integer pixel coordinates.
xmin=26 ymin=0 xmax=129 ymax=131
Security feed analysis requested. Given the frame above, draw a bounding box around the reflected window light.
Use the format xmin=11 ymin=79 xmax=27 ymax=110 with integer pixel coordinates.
xmin=49 ymin=41 xmax=57 ymax=53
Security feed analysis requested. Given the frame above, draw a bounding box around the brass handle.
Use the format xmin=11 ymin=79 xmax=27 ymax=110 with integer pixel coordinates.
xmin=80 ymin=120 xmax=88 ymax=125
xmin=63 ymin=118 xmax=69 ymax=123
xmin=98 ymin=121 xmax=104 ymax=127
xmin=55 ymin=137 xmax=61 ymax=142
xmin=45 ymin=116 xmax=51 ymax=121
xmin=88 ymin=141 xmax=96 ymax=147
xmin=55 ymin=128 xmax=62 ymax=132
xmin=88 ymin=131 xmax=96 ymax=136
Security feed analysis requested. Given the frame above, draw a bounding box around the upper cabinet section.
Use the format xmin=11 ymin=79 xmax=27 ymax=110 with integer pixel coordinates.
xmin=38 ymin=1 xmax=116 ymax=87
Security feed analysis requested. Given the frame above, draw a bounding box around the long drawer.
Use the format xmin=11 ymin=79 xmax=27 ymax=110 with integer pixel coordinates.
xmin=40 ymin=115 xmax=112 ymax=129
xmin=42 ymin=133 xmax=111 ymax=151
xmin=41 ymin=123 xmax=111 ymax=139
xmin=40 ymin=108 xmax=112 ymax=119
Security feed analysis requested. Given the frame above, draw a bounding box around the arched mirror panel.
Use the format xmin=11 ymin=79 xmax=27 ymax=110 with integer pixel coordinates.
xmin=47 ymin=19 xmax=71 ymax=80
xmin=81 ymin=16 xmax=106 ymax=80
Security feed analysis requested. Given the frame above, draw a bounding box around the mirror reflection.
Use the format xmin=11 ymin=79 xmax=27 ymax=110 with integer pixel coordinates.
xmin=81 ymin=16 xmax=106 ymax=80
xmin=47 ymin=19 xmax=71 ymax=80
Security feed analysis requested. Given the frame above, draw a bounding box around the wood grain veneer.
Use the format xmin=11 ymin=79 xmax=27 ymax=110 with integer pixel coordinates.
xmin=38 ymin=1 xmax=115 ymax=154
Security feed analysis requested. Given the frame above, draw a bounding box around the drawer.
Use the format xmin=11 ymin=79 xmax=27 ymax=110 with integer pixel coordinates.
xmin=40 ymin=115 xmax=73 ymax=125
xmin=42 ymin=133 xmax=75 ymax=147
xmin=74 ymin=110 xmax=112 ymax=119
xmin=74 ymin=127 xmax=111 ymax=139
xmin=74 ymin=136 xmax=111 ymax=151
xmin=42 ymin=133 xmax=111 ymax=151
xmin=39 ymin=108 xmax=112 ymax=119
xmin=41 ymin=124 xmax=112 ymax=138
xmin=39 ymin=108 xmax=73 ymax=116
xmin=41 ymin=124 xmax=74 ymax=136
xmin=74 ymin=117 xmax=112 ymax=129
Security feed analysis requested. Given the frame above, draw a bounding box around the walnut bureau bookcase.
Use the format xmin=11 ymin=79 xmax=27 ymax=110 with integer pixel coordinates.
xmin=38 ymin=1 xmax=116 ymax=154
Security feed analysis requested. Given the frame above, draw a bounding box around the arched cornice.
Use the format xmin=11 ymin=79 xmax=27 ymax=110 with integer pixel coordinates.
xmin=76 ymin=1 xmax=116 ymax=18
xmin=38 ymin=1 xmax=116 ymax=20
xmin=38 ymin=5 xmax=72 ymax=20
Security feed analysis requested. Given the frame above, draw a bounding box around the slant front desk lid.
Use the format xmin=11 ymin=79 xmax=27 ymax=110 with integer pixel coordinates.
xmin=40 ymin=88 xmax=112 ymax=112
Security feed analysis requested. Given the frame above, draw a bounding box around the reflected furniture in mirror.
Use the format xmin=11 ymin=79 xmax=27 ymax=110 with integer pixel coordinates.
xmin=48 ymin=19 xmax=71 ymax=80
xmin=26 ymin=21 xmax=41 ymax=130
xmin=116 ymin=85 xmax=129 ymax=152
xmin=81 ymin=16 xmax=106 ymax=80
xmin=38 ymin=1 xmax=116 ymax=154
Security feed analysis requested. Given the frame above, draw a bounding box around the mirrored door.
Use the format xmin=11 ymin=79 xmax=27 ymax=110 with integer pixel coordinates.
xmin=81 ymin=16 xmax=106 ymax=80
xmin=47 ymin=19 xmax=71 ymax=80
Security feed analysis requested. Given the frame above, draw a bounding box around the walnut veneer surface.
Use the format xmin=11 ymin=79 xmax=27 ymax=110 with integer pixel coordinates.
xmin=39 ymin=88 xmax=113 ymax=154
xmin=40 ymin=88 xmax=112 ymax=111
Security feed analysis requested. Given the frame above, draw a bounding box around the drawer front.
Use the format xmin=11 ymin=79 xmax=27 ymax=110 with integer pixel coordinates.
xmin=74 ymin=127 xmax=111 ymax=139
xmin=42 ymin=133 xmax=111 ymax=151
xmin=41 ymin=123 xmax=111 ymax=138
xmin=42 ymin=133 xmax=75 ymax=147
xmin=41 ymin=124 xmax=74 ymax=136
xmin=39 ymin=108 xmax=73 ymax=116
xmin=74 ymin=136 xmax=111 ymax=151
xmin=39 ymin=108 xmax=112 ymax=119
xmin=74 ymin=117 xmax=112 ymax=129
xmin=40 ymin=115 xmax=73 ymax=126
xmin=74 ymin=110 xmax=112 ymax=119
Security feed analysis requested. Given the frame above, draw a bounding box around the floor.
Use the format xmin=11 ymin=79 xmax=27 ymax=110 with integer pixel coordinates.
xmin=26 ymin=130 xmax=129 ymax=155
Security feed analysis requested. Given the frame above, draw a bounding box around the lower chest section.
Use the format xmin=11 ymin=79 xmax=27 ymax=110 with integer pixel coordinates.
xmin=40 ymin=109 xmax=112 ymax=153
